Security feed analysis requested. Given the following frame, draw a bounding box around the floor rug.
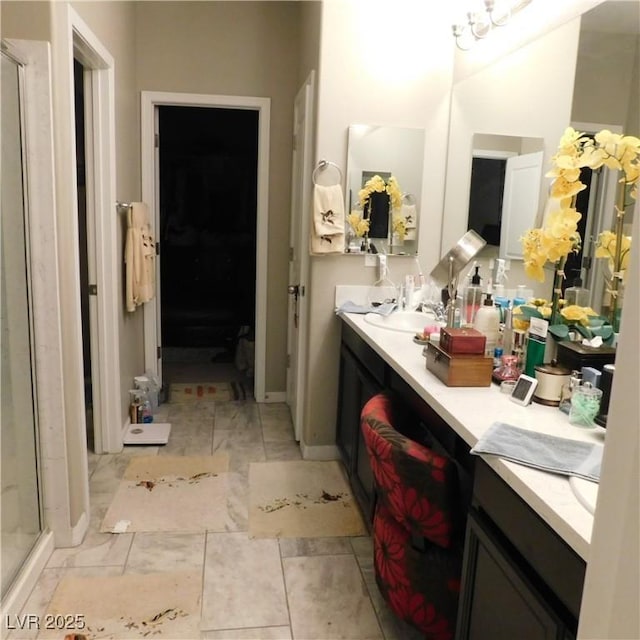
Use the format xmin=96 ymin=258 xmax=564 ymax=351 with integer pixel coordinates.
xmin=169 ymin=382 xmax=232 ymax=402
xmin=168 ymin=381 xmax=248 ymax=402
xmin=39 ymin=571 xmax=201 ymax=639
xmin=100 ymin=454 xmax=232 ymax=534
xmin=248 ymin=460 xmax=367 ymax=538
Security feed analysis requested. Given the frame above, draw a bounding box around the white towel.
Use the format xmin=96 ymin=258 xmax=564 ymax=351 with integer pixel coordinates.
xmin=310 ymin=232 xmax=345 ymax=254
xmin=125 ymin=202 xmax=156 ymax=312
xmin=312 ymin=184 xmax=345 ymax=236
xmin=400 ymin=203 xmax=418 ymax=241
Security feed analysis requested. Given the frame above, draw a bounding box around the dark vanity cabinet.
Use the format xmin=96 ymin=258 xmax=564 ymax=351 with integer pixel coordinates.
xmin=336 ymin=320 xmax=587 ymax=638
xmin=455 ymin=461 xmax=585 ymax=640
xmin=336 ymin=323 xmax=386 ymax=523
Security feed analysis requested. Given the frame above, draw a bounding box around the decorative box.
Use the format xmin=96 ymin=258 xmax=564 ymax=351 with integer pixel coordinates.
xmin=440 ymin=327 xmax=486 ymax=355
xmin=556 ymin=340 xmax=616 ymax=372
xmin=425 ymin=342 xmax=493 ymax=387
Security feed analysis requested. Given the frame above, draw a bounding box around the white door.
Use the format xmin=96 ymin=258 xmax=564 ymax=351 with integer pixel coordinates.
xmin=286 ymin=71 xmax=315 ymax=442
xmin=499 ymin=151 xmax=544 ymax=260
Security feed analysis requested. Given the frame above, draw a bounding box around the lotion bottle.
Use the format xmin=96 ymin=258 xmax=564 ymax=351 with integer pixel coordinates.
xmin=473 ymin=294 xmax=501 ymax=357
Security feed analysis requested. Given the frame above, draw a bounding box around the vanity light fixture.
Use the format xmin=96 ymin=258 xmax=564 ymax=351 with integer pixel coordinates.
xmin=452 ymin=0 xmax=533 ymax=51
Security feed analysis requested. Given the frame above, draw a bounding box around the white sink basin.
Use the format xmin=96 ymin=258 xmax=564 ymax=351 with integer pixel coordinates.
xmin=569 ymin=476 xmax=598 ymax=515
xmin=364 ymin=311 xmax=438 ymax=334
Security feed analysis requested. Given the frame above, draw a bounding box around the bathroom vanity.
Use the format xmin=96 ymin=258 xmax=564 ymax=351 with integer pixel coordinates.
xmin=336 ymin=312 xmax=602 ymax=638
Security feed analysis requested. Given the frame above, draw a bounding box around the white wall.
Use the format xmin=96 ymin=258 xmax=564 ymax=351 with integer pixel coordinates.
xmin=302 ymin=0 xmax=455 ymax=448
xmin=578 ymin=202 xmax=639 ymax=638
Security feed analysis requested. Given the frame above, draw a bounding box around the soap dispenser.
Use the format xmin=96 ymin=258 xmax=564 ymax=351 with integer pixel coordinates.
xmin=463 ymin=266 xmax=483 ymax=326
xmin=473 ymin=294 xmax=501 ymax=357
xmin=564 ymin=271 xmax=590 ymax=307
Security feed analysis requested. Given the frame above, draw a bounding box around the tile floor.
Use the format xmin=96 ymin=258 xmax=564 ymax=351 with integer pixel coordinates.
xmin=12 ymin=391 xmax=423 ymax=640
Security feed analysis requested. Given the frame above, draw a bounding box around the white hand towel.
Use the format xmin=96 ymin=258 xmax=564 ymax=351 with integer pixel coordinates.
xmin=310 ymin=232 xmax=345 ymax=254
xmin=125 ymin=202 xmax=156 ymax=312
xmin=312 ymin=184 xmax=345 ymax=236
xmin=400 ymin=203 xmax=418 ymax=241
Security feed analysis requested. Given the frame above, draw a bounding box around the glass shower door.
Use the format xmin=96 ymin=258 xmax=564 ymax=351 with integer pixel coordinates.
xmin=1 ymin=50 xmax=43 ymax=597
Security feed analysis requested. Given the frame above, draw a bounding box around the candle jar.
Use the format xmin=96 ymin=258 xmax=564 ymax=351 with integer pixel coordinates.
xmin=569 ymin=383 xmax=603 ymax=428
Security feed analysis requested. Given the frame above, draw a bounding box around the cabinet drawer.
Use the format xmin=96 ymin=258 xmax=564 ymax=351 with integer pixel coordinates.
xmin=341 ymin=323 xmax=386 ymax=387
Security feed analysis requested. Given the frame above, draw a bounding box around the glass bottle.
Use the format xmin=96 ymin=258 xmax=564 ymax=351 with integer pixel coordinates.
xmin=463 ymin=266 xmax=483 ymax=326
xmin=492 ymin=354 xmax=521 ymax=383
xmin=559 ymin=370 xmax=582 ymax=415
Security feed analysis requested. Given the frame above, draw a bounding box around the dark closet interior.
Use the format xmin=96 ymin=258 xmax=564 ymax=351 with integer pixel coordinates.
xmin=159 ymin=106 xmax=258 ymax=358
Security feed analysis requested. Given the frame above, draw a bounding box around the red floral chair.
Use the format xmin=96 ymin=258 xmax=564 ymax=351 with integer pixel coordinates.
xmin=361 ymin=392 xmax=463 ymax=640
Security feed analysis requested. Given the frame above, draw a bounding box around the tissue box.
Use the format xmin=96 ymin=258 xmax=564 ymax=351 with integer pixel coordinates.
xmin=556 ymin=341 xmax=616 ymax=372
xmin=440 ymin=327 xmax=486 ymax=355
xmin=425 ymin=342 xmax=493 ymax=387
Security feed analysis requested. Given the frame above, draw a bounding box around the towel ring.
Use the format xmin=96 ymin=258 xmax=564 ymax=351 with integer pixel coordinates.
xmin=312 ymin=160 xmax=343 ymax=186
xmin=116 ymin=201 xmax=133 ymax=214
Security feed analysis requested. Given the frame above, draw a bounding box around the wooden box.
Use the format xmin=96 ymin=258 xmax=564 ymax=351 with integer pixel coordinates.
xmin=425 ymin=341 xmax=493 ymax=387
xmin=440 ymin=327 xmax=486 ymax=355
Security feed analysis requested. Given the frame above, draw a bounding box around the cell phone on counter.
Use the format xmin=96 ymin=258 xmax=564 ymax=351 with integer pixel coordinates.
xmin=509 ymin=374 xmax=538 ymax=406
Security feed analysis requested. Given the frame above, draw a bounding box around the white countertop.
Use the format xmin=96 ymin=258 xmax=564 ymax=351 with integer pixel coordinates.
xmin=340 ymin=311 xmax=606 ymax=560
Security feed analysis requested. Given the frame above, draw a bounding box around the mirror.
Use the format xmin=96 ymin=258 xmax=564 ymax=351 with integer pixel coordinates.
xmin=442 ymin=0 xmax=639 ymax=305
xmin=345 ymin=125 xmax=425 ymax=256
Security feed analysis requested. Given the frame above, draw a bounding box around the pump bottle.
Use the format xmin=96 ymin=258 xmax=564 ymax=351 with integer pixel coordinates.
xmin=473 ymin=294 xmax=501 ymax=357
xmin=463 ymin=266 xmax=483 ymax=326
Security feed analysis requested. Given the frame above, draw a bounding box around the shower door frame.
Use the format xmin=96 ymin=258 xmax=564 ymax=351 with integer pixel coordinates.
xmin=0 ymin=38 xmax=57 ymax=621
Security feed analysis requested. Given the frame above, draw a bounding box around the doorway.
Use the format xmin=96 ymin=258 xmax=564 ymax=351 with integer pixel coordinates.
xmin=141 ymin=92 xmax=270 ymax=402
xmin=74 ymin=58 xmax=94 ymax=450
xmin=158 ymin=106 xmax=258 ymax=390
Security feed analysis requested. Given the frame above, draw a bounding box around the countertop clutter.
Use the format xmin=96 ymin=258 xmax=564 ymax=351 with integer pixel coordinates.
xmin=340 ymin=311 xmax=606 ymax=560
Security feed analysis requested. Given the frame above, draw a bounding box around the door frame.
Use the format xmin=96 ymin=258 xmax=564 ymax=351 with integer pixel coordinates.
xmin=70 ymin=9 xmax=122 ymax=454
xmin=286 ymin=71 xmax=315 ymax=441
xmin=140 ymin=91 xmax=270 ymax=401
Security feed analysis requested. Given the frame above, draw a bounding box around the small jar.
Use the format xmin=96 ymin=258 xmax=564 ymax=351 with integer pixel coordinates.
xmin=569 ymin=383 xmax=603 ymax=428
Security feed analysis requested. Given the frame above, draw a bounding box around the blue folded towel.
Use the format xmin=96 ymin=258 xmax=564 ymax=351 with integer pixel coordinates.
xmin=336 ymin=300 xmax=397 ymax=316
xmin=471 ymin=422 xmax=603 ymax=482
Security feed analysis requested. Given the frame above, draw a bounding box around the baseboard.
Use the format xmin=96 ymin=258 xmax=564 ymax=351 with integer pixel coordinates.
xmin=300 ymin=442 xmax=341 ymax=461
xmin=1 ymin=531 xmax=54 ymax=638
xmin=261 ymin=391 xmax=287 ymax=403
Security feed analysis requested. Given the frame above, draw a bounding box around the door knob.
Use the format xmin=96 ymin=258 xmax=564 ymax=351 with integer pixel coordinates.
xmin=288 ymin=285 xmax=300 ymax=296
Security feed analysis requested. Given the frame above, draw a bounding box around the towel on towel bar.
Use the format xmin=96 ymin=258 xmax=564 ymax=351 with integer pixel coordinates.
xmin=470 ymin=422 xmax=603 ymax=482
xmin=399 ymin=203 xmax=417 ymax=241
xmin=125 ymin=202 xmax=156 ymax=312
xmin=311 ymin=184 xmax=345 ymax=254
xmin=312 ymin=184 xmax=345 ymax=236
